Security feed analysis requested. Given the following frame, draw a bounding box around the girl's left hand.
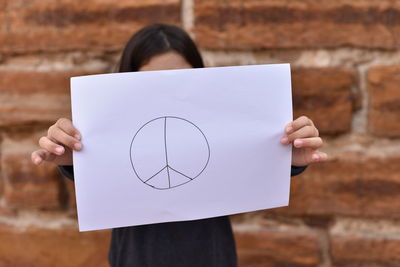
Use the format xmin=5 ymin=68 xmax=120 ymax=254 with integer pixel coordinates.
xmin=280 ymin=116 xmax=328 ymax=166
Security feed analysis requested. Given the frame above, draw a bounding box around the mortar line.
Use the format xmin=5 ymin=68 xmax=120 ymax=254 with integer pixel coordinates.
xmin=351 ymin=65 xmax=369 ymax=135
xmin=181 ymin=0 xmax=194 ymax=37
xmin=317 ymin=228 xmax=332 ymax=267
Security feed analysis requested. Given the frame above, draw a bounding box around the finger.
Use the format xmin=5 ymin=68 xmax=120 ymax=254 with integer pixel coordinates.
xmin=55 ymin=118 xmax=81 ymax=140
xmin=293 ymin=137 xmax=323 ymax=149
xmin=31 ymin=150 xmax=44 ymax=165
xmin=281 ymin=125 xmax=319 ymax=144
xmin=39 ymin=136 xmax=66 ymax=155
xmin=31 ymin=149 xmax=56 ymax=165
xmin=285 ymin=116 xmax=314 ymax=134
xmin=311 ymin=151 xmax=328 ymax=163
xmin=48 ymin=125 xmax=82 ymax=151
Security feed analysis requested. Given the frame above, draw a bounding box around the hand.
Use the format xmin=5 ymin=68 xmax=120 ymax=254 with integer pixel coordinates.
xmin=280 ymin=116 xmax=328 ymax=166
xmin=31 ymin=118 xmax=82 ymax=166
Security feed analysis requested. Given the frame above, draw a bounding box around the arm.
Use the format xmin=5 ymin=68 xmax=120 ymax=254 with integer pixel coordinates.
xmin=291 ymin=165 xmax=307 ymax=177
xmin=58 ymin=165 xmax=74 ymax=181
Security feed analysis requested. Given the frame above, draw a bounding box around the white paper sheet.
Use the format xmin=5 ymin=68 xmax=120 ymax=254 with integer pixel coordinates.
xmin=70 ymin=63 xmax=293 ymax=231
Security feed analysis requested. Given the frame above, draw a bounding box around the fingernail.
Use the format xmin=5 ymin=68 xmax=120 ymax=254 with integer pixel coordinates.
xmin=55 ymin=146 xmax=64 ymax=154
xmin=74 ymin=143 xmax=82 ymax=150
xmin=34 ymin=157 xmax=42 ymax=165
xmin=294 ymin=140 xmax=302 ymax=147
xmin=74 ymin=134 xmax=81 ymax=140
xmin=286 ymin=126 xmax=293 ymax=133
xmin=312 ymin=154 xmax=320 ymax=161
xmin=281 ymin=136 xmax=288 ymax=144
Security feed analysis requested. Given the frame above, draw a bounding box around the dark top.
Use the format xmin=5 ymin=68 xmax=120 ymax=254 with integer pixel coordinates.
xmin=59 ymin=165 xmax=307 ymax=267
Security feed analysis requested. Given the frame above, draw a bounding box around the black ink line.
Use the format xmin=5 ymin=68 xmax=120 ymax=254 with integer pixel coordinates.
xmin=164 ymin=117 xmax=171 ymax=188
xmin=130 ymin=116 xmax=165 ymax=184
xmin=164 ymin=117 xmax=169 ymax=165
xmin=144 ymin=165 xmax=167 ymax=183
xmin=168 ymin=165 xmax=194 ymax=180
xmin=165 ymin=116 xmax=210 ymax=180
xmin=166 ymin=166 xmax=171 ymax=188
xmin=129 ymin=116 xmax=210 ymax=190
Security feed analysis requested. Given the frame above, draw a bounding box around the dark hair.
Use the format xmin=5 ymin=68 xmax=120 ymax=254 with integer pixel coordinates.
xmin=118 ymin=24 xmax=204 ymax=72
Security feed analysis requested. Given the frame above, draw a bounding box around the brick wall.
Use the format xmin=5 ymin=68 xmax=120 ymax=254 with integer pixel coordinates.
xmin=0 ymin=0 xmax=399 ymax=266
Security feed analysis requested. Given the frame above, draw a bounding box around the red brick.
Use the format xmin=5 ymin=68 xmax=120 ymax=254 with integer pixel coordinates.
xmin=65 ymin=178 xmax=78 ymax=217
xmin=235 ymin=224 xmax=321 ymax=267
xmin=330 ymin=219 xmax=400 ymax=266
xmin=1 ymin=130 xmax=67 ymax=210
xmin=194 ymin=0 xmax=400 ymax=50
xmin=367 ymin=65 xmax=400 ymax=137
xmin=0 ymin=224 xmax=110 ymax=267
xmin=0 ymin=70 xmax=92 ymax=126
xmin=0 ymin=0 xmax=181 ymax=53
xmin=270 ymin=156 xmax=400 ymax=218
xmin=292 ymin=68 xmax=359 ymax=135
xmin=0 ymin=70 xmax=83 ymax=95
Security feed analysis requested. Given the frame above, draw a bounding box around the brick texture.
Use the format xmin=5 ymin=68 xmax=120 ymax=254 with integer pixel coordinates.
xmin=270 ymin=156 xmax=400 ymax=218
xmin=65 ymin=178 xmax=77 ymax=214
xmin=0 ymin=71 xmax=92 ymax=126
xmin=1 ymin=130 xmax=67 ymax=210
xmin=0 ymin=224 xmax=110 ymax=267
xmin=330 ymin=219 xmax=400 ymax=266
xmin=292 ymin=68 xmax=359 ymax=135
xmin=194 ymin=0 xmax=400 ymax=50
xmin=236 ymin=225 xmax=321 ymax=267
xmin=368 ymin=65 xmax=400 ymax=137
xmin=0 ymin=0 xmax=181 ymax=53
xmin=0 ymin=1 xmax=400 ymax=266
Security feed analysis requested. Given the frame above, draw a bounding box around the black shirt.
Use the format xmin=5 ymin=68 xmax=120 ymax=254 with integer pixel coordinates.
xmin=59 ymin=165 xmax=307 ymax=267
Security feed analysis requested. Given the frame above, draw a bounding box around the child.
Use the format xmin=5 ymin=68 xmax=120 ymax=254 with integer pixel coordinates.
xmin=31 ymin=24 xmax=327 ymax=267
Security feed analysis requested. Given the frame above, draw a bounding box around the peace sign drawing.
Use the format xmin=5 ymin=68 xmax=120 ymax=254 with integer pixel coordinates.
xmin=129 ymin=116 xmax=210 ymax=190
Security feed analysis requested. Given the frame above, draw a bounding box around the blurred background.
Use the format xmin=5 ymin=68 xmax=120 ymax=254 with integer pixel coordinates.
xmin=0 ymin=0 xmax=400 ymax=266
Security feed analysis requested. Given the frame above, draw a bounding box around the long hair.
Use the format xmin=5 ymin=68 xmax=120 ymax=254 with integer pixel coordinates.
xmin=118 ymin=24 xmax=204 ymax=72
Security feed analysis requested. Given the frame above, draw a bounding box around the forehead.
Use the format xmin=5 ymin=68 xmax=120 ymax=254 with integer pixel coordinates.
xmin=139 ymin=51 xmax=192 ymax=71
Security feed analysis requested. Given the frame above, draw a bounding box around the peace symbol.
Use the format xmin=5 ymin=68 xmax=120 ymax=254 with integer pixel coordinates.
xmin=129 ymin=116 xmax=210 ymax=190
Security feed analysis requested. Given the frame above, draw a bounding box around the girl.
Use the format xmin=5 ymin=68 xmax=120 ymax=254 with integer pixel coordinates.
xmin=31 ymin=24 xmax=327 ymax=267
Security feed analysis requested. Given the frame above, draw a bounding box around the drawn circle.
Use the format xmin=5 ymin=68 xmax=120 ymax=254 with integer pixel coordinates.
xmin=129 ymin=116 xmax=210 ymax=190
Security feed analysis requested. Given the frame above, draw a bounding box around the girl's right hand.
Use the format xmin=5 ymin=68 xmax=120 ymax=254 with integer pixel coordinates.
xmin=31 ymin=118 xmax=82 ymax=166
